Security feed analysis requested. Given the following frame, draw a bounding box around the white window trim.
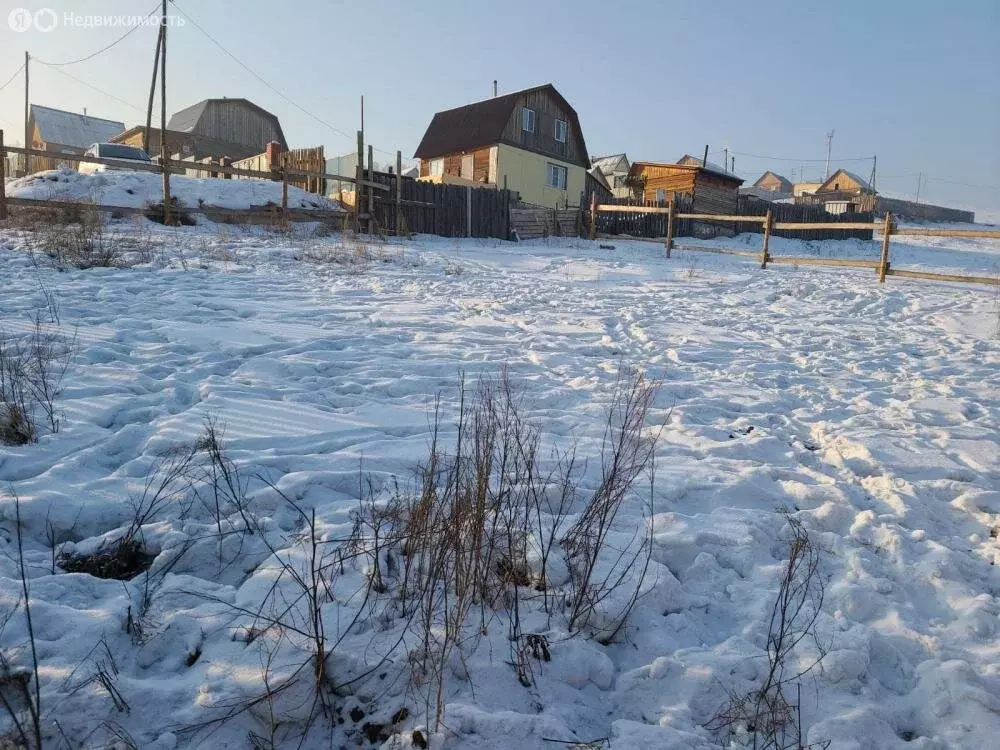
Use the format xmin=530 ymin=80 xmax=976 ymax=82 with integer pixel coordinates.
xmin=522 ymin=107 xmax=535 ymax=133
xmin=554 ymin=118 xmax=567 ymax=143
xmin=546 ymin=162 xmax=567 ymax=190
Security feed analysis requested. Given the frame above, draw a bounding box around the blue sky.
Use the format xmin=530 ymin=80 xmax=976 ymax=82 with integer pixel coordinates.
xmin=1 ymin=0 xmax=997 ymax=215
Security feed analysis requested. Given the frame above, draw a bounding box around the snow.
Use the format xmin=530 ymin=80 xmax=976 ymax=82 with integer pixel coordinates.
xmin=0 ymin=217 xmax=998 ymax=749
xmin=6 ymin=168 xmax=343 ymax=212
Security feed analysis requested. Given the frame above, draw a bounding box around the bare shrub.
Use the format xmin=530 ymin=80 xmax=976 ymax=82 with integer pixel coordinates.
xmin=58 ymin=444 xmax=197 ymax=580
xmin=0 ymin=318 xmax=75 ymax=445
xmin=563 ymin=366 xmax=660 ymax=636
xmin=31 ymin=204 xmax=132 ymax=269
xmin=707 ymin=515 xmax=828 ymax=750
xmin=0 ymin=489 xmax=43 ymax=750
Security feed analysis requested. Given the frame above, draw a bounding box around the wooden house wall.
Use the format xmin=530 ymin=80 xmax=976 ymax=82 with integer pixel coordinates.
xmin=418 ymin=146 xmax=493 ymax=182
xmin=192 ymin=101 xmax=284 ymax=151
xmin=756 ymin=173 xmax=791 ymax=192
xmin=635 ymin=165 xmax=697 ymax=201
xmin=693 ymin=172 xmax=739 ymax=214
xmin=498 ymin=88 xmax=586 ymax=167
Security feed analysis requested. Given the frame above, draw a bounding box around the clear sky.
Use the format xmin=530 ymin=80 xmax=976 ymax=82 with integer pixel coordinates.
xmin=1 ymin=0 xmax=997 ymax=216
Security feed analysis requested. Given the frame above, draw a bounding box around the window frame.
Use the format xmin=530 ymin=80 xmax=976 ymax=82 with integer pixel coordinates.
xmin=429 ymin=158 xmax=444 ymax=176
xmin=554 ymin=118 xmax=567 ymax=143
xmin=546 ymin=162 xmax=567 ymax=190
xmin=521 ymin=107 xmax=535 ymax=134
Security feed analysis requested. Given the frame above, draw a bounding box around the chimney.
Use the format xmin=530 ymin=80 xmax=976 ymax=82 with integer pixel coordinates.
xmin=493 ymin=80 xmax=498 ymax=97
xmin=265 ymin=140 xmax=284 ymax=170
xmin=83 ymin=107 xmax=87 ymax=116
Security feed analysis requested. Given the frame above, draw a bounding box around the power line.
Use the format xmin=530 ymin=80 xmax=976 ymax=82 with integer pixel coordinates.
xmin=169 ymin=0 xmax=398 ymax=157
xmin=35 ymin=61 xmax=145 ymax=113
xmin=0 ymin=63 xmax=24 ymax=91
xmin=34 ymin=3 xmax=160 ymax=66
xmin=731 ymin=149 xmax=873 ymax=163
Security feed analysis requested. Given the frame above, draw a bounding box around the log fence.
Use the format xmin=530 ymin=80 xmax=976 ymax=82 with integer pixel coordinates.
xmin=593 ymin=201 xmax=1000 ymax=288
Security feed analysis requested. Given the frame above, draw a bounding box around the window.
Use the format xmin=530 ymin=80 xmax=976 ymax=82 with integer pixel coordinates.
xmin=546 ymin=163 xmax=567 ymax=190
xmin=554 ymin=118 xmax=567 ymax=143
xmin=522 ymin=107 xmax=535 ymax=133
xmin=429 ymin=158 xmax=444 ymax=176
xmin=656 ymin=188 xmax=666 ymax=203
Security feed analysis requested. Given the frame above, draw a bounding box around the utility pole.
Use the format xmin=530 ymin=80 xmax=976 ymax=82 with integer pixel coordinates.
xmin=869 ymin=155 xmax=877 ymax=192
xmin=23 ymin=51 xmax=29 ymax=176
xmin=724 ymin=146 xmax=729 ymax=172
xmin=824 ymin=130 xmax=835 ymax=178
xmin=160 ymin=0 xmax=171 ymax=225
xmin=914 ymin=172 xmax=923 ymax=203
xmin=144 ymin=24 xmax=163 ymax=153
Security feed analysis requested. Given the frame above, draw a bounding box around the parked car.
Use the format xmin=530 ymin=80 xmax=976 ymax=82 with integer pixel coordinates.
xmin=78 ymin=143 xmax=152 ymax=174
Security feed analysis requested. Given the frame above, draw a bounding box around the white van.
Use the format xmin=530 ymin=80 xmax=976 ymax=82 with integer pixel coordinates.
xmin=78 ymin=143 xmax=153 ymax=175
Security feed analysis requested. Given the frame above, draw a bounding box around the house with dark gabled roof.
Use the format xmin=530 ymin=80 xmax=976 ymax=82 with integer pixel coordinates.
xmin=413 ymin=83 xmax=590 ymax=208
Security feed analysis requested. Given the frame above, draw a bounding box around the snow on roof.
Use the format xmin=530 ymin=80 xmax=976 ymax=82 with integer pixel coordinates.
xmin=677 ymin=154 xmax=732 ymax=178
xmin=31 ymin=105 xmax=124 ymax=149
xmin=820 ymin=169 xmax=874 ymax=192
xmin=590 ymin=154 xmax=629 ymax=175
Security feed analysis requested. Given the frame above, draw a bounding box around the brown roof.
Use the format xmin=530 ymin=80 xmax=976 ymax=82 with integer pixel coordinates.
xmin=413 ymin=84 xmax=589 ymax=167
xmin=111 ymin=126 xmax=262 ymax=161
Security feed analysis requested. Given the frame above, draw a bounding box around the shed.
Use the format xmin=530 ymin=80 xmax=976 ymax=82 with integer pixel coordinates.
xmin=627 ymin=160 xmax=744 ymax=214
xmin=816 ymin=169 xmax=874 ymax=196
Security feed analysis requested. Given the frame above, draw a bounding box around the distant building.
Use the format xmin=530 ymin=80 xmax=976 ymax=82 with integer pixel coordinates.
xmin=25 ymin=104 xmax=125 ymax=173
xmin=815 ymin=168 xmax=875 ymax=197
xmin=753 ymin=170 xmax=794 ymax=194
xmin=590 ymin=153 xmax=631 ymax=198
xmin=414 ymin=83 xmax=590 ymax=208
xmin=112 ymin=126 xmax=261 ymax=163
xmin=167 ymin=98 xmax=287 ymax=154
xmin=793 ymin=182 xmax=823 ymax=197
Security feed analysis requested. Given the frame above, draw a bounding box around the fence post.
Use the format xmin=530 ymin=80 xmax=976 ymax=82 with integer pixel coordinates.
xmin=665 ymin=196 xmax=675 ymax=258
xmin=467 ymin=186 xmax=473 ymax=238
xmin=367 ymin=144 xmax=375 ymax=234
xmin=760 ymin=209 xmax=773 ymax=268
xmin=878 ymin=211 xmax=893 ymax=283
xmin=355 ymin=130 xmax=364 ymax=233
xmin=395 ymin=150 xmax=402 ymax=237
xmin=281 ymin=153 xmax=289 ymax=226
xmin=588 ymin=191 xmax=597 ymax=240
xmin=0 ymin=130 xmax=7 ymax=222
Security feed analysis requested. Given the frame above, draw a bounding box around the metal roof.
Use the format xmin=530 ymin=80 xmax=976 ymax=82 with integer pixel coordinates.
xmin=590 ymin=154 xmax=629 ymax=176
xmin=31 ymin=104 xmax=124 ymax=149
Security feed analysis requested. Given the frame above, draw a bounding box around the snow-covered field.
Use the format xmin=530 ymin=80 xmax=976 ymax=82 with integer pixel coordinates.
xmin=0 ymin=218 xmax=998 ymax=749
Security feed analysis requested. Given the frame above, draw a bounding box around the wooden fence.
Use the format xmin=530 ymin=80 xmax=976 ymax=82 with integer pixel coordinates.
xmin=363 ymin=170 xmax=513 ymax=240
xmin=592 ymin=205 xmax=999 ymax=288
xmin=736 ymin=195 xmax=875 ymax=240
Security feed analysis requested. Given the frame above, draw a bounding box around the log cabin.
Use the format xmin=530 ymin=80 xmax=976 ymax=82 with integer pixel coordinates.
xmin=627 ymin=160 xmax=744 ymax=214
xmin=413 ymin=83 xmax=590 ymax=209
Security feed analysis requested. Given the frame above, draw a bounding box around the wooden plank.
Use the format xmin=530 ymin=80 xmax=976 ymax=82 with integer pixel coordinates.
xmin=673 ymin=243 xmax=760 ymax=258
xmin=767 ymin=257 xmax=881 ymax=268
xmin=678 ymin=213 xmax=766 ymax=222
xmin=891 ymin=227 xmax=1000 ymax=239
xmin=597 ymin=204 xmax=673 ymax=215
xmin=589 ymin=191 xmax=597 ymax=240
xmin=886 ymin=269 xmax=1000 ymax=286
xmin=773 ymin=221 xmax=880 ymax=230
xmin=665 ymin=196 xmax=674 ymax=258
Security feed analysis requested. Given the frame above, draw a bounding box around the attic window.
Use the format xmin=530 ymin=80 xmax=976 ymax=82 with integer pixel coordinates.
xmin=554 ymin=119 xmax=567 ymax=143
xmin=522 ymin=107 xmax=535 ymax=133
